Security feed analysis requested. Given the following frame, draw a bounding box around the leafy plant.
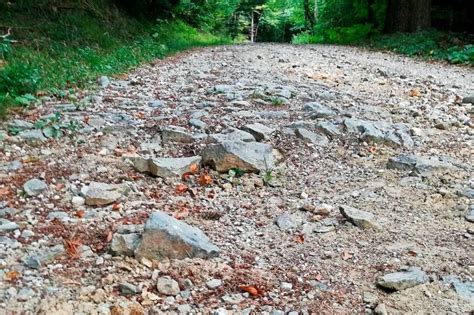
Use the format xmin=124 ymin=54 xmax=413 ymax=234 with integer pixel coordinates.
xmin=270 ymin=97 xmax=285 ymax=107
xmin=262 ymin=169 xmax=274 ymax=186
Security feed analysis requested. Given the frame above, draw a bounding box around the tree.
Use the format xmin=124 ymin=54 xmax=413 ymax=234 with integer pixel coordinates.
xmin=385 ymin=0 xmax=432 ymax=33
xmin=303 ymin=0 xmax=315 ymax=29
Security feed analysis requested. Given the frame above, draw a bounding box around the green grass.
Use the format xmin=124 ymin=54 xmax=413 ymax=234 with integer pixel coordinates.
xmin=369 ymin=31 xmax=474 ymax=65
xmin=0 ymin=8 xmax=231 ymax=116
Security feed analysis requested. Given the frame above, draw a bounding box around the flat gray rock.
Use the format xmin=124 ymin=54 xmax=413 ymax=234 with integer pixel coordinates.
xmin=0 ymin=160 xmax=22 ymax=172
xmin=303 ymin=102 xmax=337 ymax=118
xmin=24 ymin=245 xmax=66 ymax=269
xmin=296 ymin=128 xmax=329 ymax=146
xmin=339 ymin=205 xmax=380 ymax=230
xmin=210 ymin=129 xmax=255 ymax=143
xmin=443 ymin=276 xmax=474 ymax=301
xmin=241 ymin=123 xmax=275 ymax=141
xmin=0 ymin=219 xmax=19 ymax=232
xmin=135 ymin=211 xmax=219 ymax=260
xmin=377 ymin=267 xmax=428 ymax=291
xmin=161 ymin=126 xmax=194 ymax=144
xmin=157 ymin=276 xmax=181 ymax=296
xmin=275 ymin=213 xmax=297 ymax=231
xmin=110 ymin=232 xmax=141 ymax=257
xmin=201 ymin=140 xmax=275 ymax=173
xmin=19 ymin=130 xmax=46 ymax=144
xmin=466 ymin=206 xmax=474 ymax=223
xmin=315 ymin=121 xmax=340 ymax=138
xmin=149 ymin=156 xmax=201 ymax=178
xmin=23 ymin=178 xmax=48 ymax=196
xmin=84 ymin=182 xmax=128 ymax=206
xmin=387 ymin=154 xmax=453 ymax=177
xmin=344 ymin=118 xmax=413 ymax=147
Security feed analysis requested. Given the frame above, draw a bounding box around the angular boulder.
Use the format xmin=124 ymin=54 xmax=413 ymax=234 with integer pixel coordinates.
xmin=296 ymin=128 xmax=329 ymax=146
xmin=23 ymin=178 xmax=48 ymax=197
xmin=84 ymin=182 xmax=129 ymax=206
xmin=241 ymin=123 xmax=275 ymax=141
xmin=149 ymin=156 xmax=201 ymax=178
xmin=210 ymin=128 xmax=255 ymax=143
xmin=201 ymin=140 xmax=275 ymax=173
xmin=387 ymin=155 xmax=453 ymax=177
xmin=339 ymin=205 xmax=380 ymax=230
xmin=303 ymin=102 xmax=337 ymax=119
xmin=161 ymin=126 xmax=194 ymax=144
xmin=377 ymin=267 xmax=428 ymax=291
xmin=135 ymin=211 xmax=219 ymax=260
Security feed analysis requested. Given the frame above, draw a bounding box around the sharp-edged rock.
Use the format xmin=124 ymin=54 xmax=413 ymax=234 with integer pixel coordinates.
xmin=241 ymin=123 xmax=275 ymax=141
xmin=135 ymin=211 xmax=219 ymax=260
xmin=210 ymin=128 xmax=255 ymax=143
xmin=376 ymin=267 xmax=429 ymax=291
xmin=339 ymin=205 xmax=380 ymax=230
xmin=0 ymin=219 xmax=19 ymax=232
xmin=387 ymin=154 xmax=454 ymax=177
xmin=84 ymin=182 xmax=129 ymax=206
xmin=23 ymin=178 xmax=48 ymax=197
xmin=344 ymin=118 xmax=414 ymax=147
xmin=161 ymin=126 xmax=194 ymax=144
xmin=149 ymin=156 xmax=201 ymax=178
xmin=157 ymin=276 xmax=180 ymax=296
xmin=23 ymin=245 xmax=66 ymax=269
xmin=303 ymin=102 xmax=337 ymax=118
xmin=296 ymin=128 xmax=329 ymax=146
xmin=201 ymin=140 xmax=275 ymax=173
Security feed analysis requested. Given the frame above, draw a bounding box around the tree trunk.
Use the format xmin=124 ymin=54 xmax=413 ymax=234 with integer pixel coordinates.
xmin=304 ymin=0 xmax=315 ymax=29
xmin=385 ymin=0 xmax=432 ymax=33
xmin=250 ymin=11 xmax=254 ymax=43
xmin=367 ymin=0 xmax=375 ymax=25
xmin=314 ymin=0 xmax=319 ymax=25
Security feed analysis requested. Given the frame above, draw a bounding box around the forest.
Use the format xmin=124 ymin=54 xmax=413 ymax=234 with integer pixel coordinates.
xmin=0 ymin=0 xmax=473 ymax=112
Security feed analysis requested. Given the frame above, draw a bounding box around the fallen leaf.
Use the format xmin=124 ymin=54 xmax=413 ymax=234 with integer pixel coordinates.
xmin=294 ymin=234 xmax=305 ymax=244
xmin=55 ymin=183 xmax=65 ymax=191
xmin=181 ymin=171 xmax=193 ymax=181
xmin=112 ymin=202 xmax=122 ymax=211
xmin=0 ymin=187 xmax=10 ymax=196
xmin=341 ymin=250 xmax=352 ymax=261
xmin=368 ymin=146 xmax=377 ymax=154
xmin=198 ymin=174 xmax=213 ymax=186
xmin=4 ymin=270 xmax=21 ymax=282
xmin=134 ymin=111 xmax=145 ymax=119
xmin=106 ymin=230 xmax=113 ymax=242
xmin=407 ymin=250 xmax=418 ymax=257
xmin=75 ymin=209 xmax=85 ymax=218
xmin=64 ymin=239 xmax=81 ymax=258
xmin=189 ymin=163 xmax=199 ymax=174
xmin=315 ymin=273 xmax=323 ymax=281
xmin=239 ymin=285 xmax=260 ymax=297
xmin=83 ymin=115 xmax=90 ymax=124
xmin=175 ymin=184 xmax=188 ymax=195
xmin=173 ymin=207 xmax=189 ymax=220
xmin=409 ymin=88 xmax=421 ymax=97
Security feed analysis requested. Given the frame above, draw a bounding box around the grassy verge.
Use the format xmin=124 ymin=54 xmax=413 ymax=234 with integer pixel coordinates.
xmin=293 ymin=29 xmax=473 ymax=66
xmin=0 ymin=8 xmax=231 ymax=116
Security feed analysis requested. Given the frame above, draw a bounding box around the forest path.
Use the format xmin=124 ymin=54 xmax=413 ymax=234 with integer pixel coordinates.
xmin=1 ymin=44 xmax=473 ymax=313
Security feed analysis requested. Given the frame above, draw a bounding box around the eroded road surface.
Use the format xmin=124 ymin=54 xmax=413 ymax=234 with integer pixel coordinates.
xmin=1 ymin=44 xmax=473 ymax=314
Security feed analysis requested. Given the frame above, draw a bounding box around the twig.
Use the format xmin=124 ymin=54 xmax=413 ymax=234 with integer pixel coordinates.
xmin=0 ymin=28 xmax=11 ymax=39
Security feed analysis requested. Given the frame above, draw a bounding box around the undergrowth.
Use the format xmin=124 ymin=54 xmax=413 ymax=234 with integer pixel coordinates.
xmin=293 ymin=28 xmax=473 ymax=66
xmin=0 ymin=7 xmax=230 ymax=116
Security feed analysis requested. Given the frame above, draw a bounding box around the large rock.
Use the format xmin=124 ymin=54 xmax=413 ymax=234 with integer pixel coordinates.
xmin=19 ymin=130 xmax=46 ymax=144
xmin=443 ymin=276 xmax=474 ymax=301
xmin=84 ymin=182 xmax=129 ymax=206
xmin=303 ymin=102 xmax=337 ymax=119
xmin=241 ymin=123 xmax=275 ymax=141
xmin=135 ymin=211 xmax=219 ymax=260
xmin=344 ymin=118 xmax=413 ymax=147
xmin=149 ymin=156 xmax=201 ymax=178
xmin=161 ymin=126 xmax=194 ymax=144
xmin=110 ymin=233 xmax=141 ymax=257
xmin=339 ymin=205 xmax=380 ymax=230
xmin=387 ymin=155 xmax=453 ymax=177
xmin=210 ymin=128 xmax=255 ymax=143
xmin=0 ymin=219 xmax=19 ymax=232
xmin=157 ymin=276 xmax=180 ymax=296
xmin=201 ymin=140 xmax=275 ymax=173
xmin=23 ymin=245 xmax=66 ymax=269
xmin=376 ymin=267 xmax=428 ymax=291
xmin=23 ymin=178 xmax=48 ymax=196
xmin=296 ymin=128 xmax=329 ymax=146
